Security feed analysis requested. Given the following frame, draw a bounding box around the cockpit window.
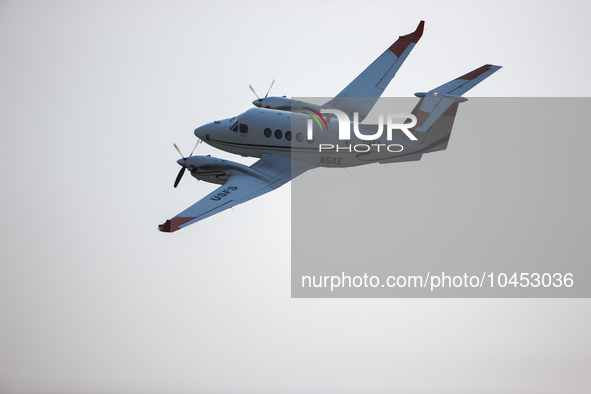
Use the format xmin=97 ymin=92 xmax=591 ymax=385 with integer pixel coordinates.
xmin=229 ymin=114 xmax=242 ymax=131
xmin=239 ymin=124 xmax=248 ymax=133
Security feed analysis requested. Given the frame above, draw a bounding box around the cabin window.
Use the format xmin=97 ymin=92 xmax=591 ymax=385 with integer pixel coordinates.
xmin=239 ymin=124 xmax=249 ymax=133
xmin=296 ymin=132 xmax=304 ymax=142
xmin=275 ymin=129 xmax=282 ymax=139
xmin=285 ymin=131 xmax=292 ymax=141
xmin=264 ymin=128 xmax=272 ymax=138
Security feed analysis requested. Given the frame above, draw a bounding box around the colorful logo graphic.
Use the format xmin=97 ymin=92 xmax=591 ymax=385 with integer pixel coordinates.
xmin=303 ymin=107 xmax=328 ymax=131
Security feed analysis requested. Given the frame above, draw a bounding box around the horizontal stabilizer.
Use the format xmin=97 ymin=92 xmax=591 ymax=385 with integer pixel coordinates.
xmin=427 ymin=64 xmax=502 ymax=97
xmin=412 ymin=64 xmax=501 ymax=133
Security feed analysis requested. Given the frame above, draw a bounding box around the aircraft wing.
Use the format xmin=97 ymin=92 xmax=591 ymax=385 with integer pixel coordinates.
xmin=159 ymin=154 xmax=311 ymax=233
xmin=322 ymin=20 xmax=424 ymax=122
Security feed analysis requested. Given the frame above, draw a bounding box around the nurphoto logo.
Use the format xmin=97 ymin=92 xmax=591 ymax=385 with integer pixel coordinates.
xmin=305 ymin=109 xmax=417 ymax=153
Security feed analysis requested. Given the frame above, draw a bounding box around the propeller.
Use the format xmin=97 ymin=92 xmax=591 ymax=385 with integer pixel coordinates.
xmin=172 ymin=140 xmax=200 ymax=188
xmin=249 ymin=79 xmax=275 ymax=102
xmin=249 ymin=85 xmax=260 ymax=100
xmin=174 ymin=165 xmax=185 ymax=188
xmin=264 ymin=79 xmax=275 ymax=98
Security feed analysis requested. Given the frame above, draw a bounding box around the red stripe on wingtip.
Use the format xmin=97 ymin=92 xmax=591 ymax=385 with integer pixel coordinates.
xmin=158 ymin=217 xmax=195 ymax=232
xmin=388 ymin=20 xmax=424 ymax=57
xmin=455 ymin=64 xmax=492 ymax=81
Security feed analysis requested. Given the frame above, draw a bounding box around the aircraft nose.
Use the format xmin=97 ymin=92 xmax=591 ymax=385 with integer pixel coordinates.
xmin=194 ymin=121 xmax=220 ymax=141
xmin=194 ymin=125 xmax=205 ymax=139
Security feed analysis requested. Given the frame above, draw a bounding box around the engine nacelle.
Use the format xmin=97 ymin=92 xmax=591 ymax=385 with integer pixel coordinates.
xmin=183 ymin=155 xmax=270 ymax=185
xmin=252 ymin=96 xmax=326 ymax=115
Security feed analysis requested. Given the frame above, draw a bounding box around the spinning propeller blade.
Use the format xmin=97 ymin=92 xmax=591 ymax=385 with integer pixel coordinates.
xmin=249 ymin=85 xmax=260 ymax=100
xmin=171 ymin=140 xmax=199 ymax=188
xmin=250 ymin=80 xmax=275 ymax=102
xmin=173 ymin=143 xmax=184 ymax=158
xmin=264 ymin=79 xmax=275 ymax=98
xmin=174 ymin=167 xmax=185 ymax=188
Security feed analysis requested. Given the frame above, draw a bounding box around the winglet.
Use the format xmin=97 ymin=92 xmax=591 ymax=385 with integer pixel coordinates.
xmin=158 ymin=217 xmax=195 ymax=232
xmin=388 ymin=20 xmax=425 ymax=57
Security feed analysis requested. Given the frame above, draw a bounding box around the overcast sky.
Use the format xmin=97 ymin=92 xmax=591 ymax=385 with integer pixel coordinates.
xmin=1 ymin=1 xmax=590 ymax=393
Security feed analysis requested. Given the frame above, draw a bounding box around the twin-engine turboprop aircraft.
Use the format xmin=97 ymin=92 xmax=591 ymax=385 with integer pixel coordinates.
xmin=159 ymin=21 xmax=501 ymax=233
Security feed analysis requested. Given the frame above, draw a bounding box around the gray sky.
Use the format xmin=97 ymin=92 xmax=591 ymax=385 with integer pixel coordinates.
xmin=1 ymin=1 xmax=590 ymax=393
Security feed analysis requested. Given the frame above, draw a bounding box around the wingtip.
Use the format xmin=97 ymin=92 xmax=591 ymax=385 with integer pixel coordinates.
xmin=416 ymin=20 xmax=425 ymax=38
xmin=388 ymin=21 xmax=425 ymax=57
xmin=158 ymin=219 xmax=176 ymax=233
xmin=408 ymin=20 xmax=425 ymax=42
xmin=158 ymin=217 xmax=195 ymax=233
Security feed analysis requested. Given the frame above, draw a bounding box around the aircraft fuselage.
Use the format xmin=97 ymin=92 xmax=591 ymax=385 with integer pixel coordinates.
xmin=194 ymin=107 xmax=441 ymax=168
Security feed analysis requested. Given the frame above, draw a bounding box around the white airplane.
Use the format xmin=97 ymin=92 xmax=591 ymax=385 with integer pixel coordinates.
xmin=159 ymin=21 xmax=501 ymax=233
